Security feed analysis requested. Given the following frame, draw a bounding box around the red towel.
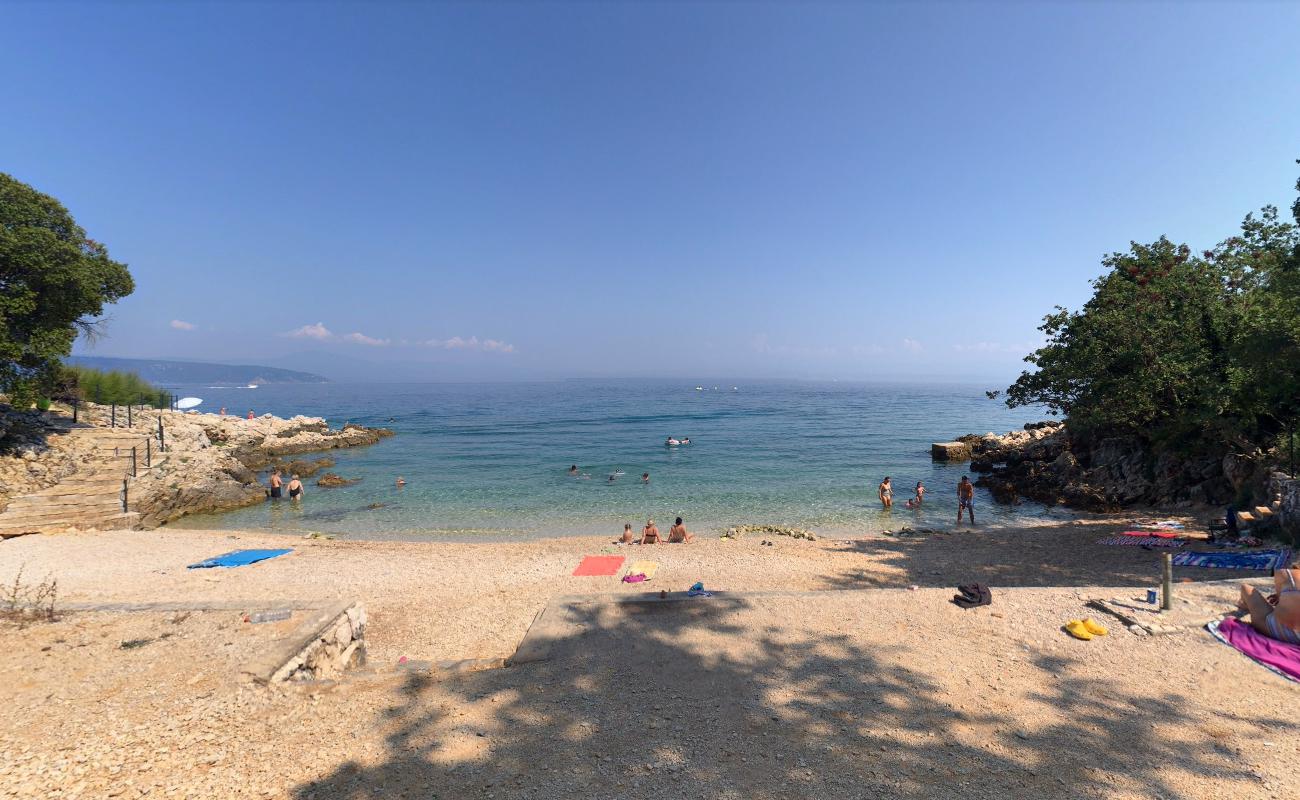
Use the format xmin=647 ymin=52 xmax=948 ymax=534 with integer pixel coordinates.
xmin=1121 ymin=530 xmax=1179 ymax=538
xmin=572 ymin=555 xmax=625 ymax=577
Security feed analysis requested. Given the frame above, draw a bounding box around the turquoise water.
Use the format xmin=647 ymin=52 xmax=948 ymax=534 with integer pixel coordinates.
xmin=171 ymin=380 xmax=1076 ymax=540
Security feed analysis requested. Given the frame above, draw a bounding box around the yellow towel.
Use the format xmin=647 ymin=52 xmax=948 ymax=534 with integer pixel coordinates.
xmin=628 ymin=560 xmax=658 ymax=580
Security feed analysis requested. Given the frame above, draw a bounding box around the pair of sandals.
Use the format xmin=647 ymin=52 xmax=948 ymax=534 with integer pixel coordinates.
xmin=1064 ymin=618 xmax=1108 ymax=640
xmin=759 ymin=539 xmax=776 ymax=546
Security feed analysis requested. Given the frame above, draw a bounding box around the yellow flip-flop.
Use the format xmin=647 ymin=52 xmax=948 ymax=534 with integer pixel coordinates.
xmin=1081 ymin=618 xmax=1108 ymax=636
xmin=1064 ymin=620 xmax=1093 ymax=640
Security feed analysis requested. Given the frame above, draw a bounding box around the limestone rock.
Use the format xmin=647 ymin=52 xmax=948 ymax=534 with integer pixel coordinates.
xmin=931 ymin=442 xmax=972 ymax=461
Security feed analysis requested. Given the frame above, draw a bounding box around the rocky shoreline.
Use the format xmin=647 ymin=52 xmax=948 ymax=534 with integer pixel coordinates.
xmin=950 ymin=421 xmax=1276 ymax=514
xmin=0 ymin=403 xmax=393 ymax=529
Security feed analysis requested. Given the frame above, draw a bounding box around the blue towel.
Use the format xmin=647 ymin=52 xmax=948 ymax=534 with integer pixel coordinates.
xmin=1172 ymin=548 xmax=1291 ymax=572
xmin=187 ymin=548 xmax=293 ymax=569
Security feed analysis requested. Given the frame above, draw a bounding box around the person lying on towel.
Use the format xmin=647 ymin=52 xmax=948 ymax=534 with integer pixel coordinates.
xmin=1238 ymin=562 xmax=1300 ymax=645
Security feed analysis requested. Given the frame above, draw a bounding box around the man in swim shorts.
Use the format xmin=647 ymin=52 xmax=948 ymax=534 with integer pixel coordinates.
xmin=268 ymin=469 xmax=283 ymax=499
xmin=957 ymin=476 xmax=975 ymax=524
xmin=1239 ymin=562 xmax=1300 ymax=644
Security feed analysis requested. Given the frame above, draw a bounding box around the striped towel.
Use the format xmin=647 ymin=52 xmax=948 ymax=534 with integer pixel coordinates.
xmin=1096 ymin=536 xmax=1186 ymax=548
xmin=1172 ymin=549 xmax=1292 ymax=571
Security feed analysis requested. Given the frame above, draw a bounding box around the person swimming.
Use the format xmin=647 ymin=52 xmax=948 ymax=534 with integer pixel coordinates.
xmin=641 ymin=472 xmax=650 ymax=483
xmin=395 ymin=476 xmax=406 ymax=487
xmin=666 ymin=437 xmax=680 ymax=446
xmin=568 ymin=465 xmax=579 ymax=476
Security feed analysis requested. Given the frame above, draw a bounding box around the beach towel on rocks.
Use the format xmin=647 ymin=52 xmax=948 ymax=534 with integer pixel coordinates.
xmin=1207 ymin=618 xmax=1300 ymax=684
xmin=625 ymin=560 xmax=658 ymax=581
xmin=953 ymin=583 xmax=992 ymax=609
xmin=622 ymin=573 xmax=647 ymax=583
xmin=1120 ymin=530 xmax=1180 ymax=539
xmin=1172 ymin=549 xmax=1292 ymax=571
xmin=187 ymin=548 xmax=292 ymax=569
xmin=1097 ymin=536 xmax=1187 ymax=548
xmin=572 ymin=555 xmax=625 ymax=577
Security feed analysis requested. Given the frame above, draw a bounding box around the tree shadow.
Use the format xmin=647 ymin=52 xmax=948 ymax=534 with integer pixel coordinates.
xmin=816 ymin=525 xmax=1281 ymax=591
xmin=292 ymin=593 xmax=1277 ymax=799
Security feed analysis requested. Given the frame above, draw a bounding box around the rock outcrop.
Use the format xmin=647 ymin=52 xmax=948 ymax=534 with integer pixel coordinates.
xmin=959 ymin=421 xmax=1269 ymax=511
xmin=0 ymin=402 xmax=394 ymax=531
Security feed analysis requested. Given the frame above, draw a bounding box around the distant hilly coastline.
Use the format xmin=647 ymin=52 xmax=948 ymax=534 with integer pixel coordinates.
xmin=68 ymin=356 xmax=329 ymax=386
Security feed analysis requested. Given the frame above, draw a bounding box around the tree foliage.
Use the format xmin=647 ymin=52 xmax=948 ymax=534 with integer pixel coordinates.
xmin=1007 ymin=165 xmax=1300 ymax=453
xmin=0 ymin=173 xmax=133 ymax=403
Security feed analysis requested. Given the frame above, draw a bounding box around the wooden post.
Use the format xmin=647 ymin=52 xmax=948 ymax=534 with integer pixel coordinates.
xmin=1161 ymin=552 xmax=1173 ymax=611
xmin=122 ymin=478 xmax=128 ymax=512
xmin=145 ymin=438 xmax=151 ymax=468
xmin=130 ymin=447 xmax=137 ymax=478
xmin=127 ymin=404 xmax=133 ymax=427
xmin=111 ymin=403 xmax=116 ymax=428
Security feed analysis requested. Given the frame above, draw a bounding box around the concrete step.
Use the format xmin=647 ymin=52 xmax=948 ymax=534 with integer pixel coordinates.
xmin=0 ymin=511 xmax=139 ymax=536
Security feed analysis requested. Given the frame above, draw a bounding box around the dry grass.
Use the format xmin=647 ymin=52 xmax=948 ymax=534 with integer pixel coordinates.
xmin=1 ymin=563 xmax=59 ymax=627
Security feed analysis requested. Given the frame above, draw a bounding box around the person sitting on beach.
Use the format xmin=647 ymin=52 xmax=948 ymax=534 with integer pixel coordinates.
xmin=879 ymin=477 xmax=893 ymax=509
xmin=268 ymin=470 xmax=283 ymax=499
xmin=287 ymin=474 xmax=304 ymax=501
xmin=619 ymin=523 xmax=634 ymax=544
xmin=668 ymin=517 xmax=695 ymax=543
xmin=957 ymin=476 xmax=975 ymax=524
xmin=640 ymin=519 xmax=661 ymax=544
xmin=641 ymin=472 xmax=650 ymax=484
xmin=1238 ymin=562 xmax=1300 ymax=644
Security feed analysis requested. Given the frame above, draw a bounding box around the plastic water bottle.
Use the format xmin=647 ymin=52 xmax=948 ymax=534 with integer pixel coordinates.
xmin=246 ymin=609 xmax=292 ymax=623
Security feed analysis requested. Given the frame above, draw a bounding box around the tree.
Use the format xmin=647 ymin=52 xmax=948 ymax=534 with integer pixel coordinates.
xmin=1006 ymin=164 xmax=1300 ymax=455
xmin=0 ymin=174 xmax=133 ymax=403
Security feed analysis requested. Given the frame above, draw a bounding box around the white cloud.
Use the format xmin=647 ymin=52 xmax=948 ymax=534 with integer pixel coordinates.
xmin=170 ymin=319 xmax=197 ymax=331
xmin=751 ymin=334 xmax=836 ymax=358
xmin=422 ymin=336 xmax=516 ymax=354
xmin=901 ymin=338 xmax=924 ymax=353
xmin=342 ymin=332 xmax=390 ymax=347
xmin=285 ymin=322 xmax=334 ymax=340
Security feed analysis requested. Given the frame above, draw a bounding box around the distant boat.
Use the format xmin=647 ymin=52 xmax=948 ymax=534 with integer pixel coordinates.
xmin=695 ymin=386 xmax=704 ymax=391
xmin=245 ymin=384 xmax=259 ymax=389
xmin=732 ymin=386 xmax=738 ymax=391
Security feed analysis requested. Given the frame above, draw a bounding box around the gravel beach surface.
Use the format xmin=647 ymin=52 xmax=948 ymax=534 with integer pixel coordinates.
xmin=1 ymin=523 xmax=1296 ymax=799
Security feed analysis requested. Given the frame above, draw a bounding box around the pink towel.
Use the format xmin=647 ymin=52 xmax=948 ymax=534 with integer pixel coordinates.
xmin=1209 ymin=617 xmax=1300 ymax=683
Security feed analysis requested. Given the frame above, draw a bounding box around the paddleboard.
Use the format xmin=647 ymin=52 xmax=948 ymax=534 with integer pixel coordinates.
xmin=176 ymin=397 xmax=203 ymax=410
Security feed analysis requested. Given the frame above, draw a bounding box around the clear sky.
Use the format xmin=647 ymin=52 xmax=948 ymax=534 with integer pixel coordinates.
xmin=4 ymin=1 xmax=1298 ymax=383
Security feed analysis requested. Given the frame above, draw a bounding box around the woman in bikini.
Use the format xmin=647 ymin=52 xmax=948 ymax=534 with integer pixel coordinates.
xmin=639 ymin=519 xmax=660 ymax=544
xmin=1238 ymin=561 xmax=1300 ymax=644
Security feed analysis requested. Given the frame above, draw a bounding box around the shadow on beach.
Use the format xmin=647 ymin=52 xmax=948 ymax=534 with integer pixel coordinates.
xmin=817 ymin=523 xmax=1290 ymax=591
xmin=290 ymin=592 xmax=1277 ymax=800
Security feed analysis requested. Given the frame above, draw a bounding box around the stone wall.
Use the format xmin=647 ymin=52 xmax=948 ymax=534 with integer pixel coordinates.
xmin=242 ymin=601 xmax=367 ymax=684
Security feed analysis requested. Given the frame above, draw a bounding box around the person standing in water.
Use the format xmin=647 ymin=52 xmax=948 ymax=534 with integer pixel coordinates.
xmin=287 ymin=474 xmax=304 ymax=501
xmin=878 ymin=477 xmax=893 ymax=509
xmin=913 ymin=481 xmax=926 ymax=506
xmin=641 ymin=472 xmax=650 ymax=484
xmin=268 ymin=469 xmax=283 ymax=499
xmin=957 ymin=476 xmax=975 ymax=524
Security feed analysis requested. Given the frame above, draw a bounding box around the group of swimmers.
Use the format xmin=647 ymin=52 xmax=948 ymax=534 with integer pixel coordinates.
xmin=569 ymin=465 xmax=651 ymax=484
xmin=617 ymin=517 xmax=695 ymax=545
xmin=877 ymin=475 xmax=977 ymax=524
xmin=665 ymin=436 xmax=692 ymax=446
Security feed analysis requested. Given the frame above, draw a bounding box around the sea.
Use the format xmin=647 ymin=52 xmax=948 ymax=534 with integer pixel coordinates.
xmin=169 ymin=380 xmax=1078 ymax=541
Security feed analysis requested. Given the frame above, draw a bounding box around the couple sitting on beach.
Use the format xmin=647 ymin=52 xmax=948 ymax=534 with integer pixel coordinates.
xmin=620 ymin=517 xmax=695 ymax=545
xmin=1239 ymin=560 xmax=1300 ymax=645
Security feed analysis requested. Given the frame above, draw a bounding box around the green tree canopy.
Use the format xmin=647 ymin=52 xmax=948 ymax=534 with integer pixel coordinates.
xmin=1007 ymin=165 xmax=1300 ymax=454
xmin=0 ymin=173 xmax=134 ymax=403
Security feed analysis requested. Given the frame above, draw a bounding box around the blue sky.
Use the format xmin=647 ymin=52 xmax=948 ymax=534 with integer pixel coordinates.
xmin=4 ymin=1 xmax=1298 ymax=382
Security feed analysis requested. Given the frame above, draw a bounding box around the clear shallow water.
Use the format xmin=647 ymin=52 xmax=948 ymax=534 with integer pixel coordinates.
xmin=171 ymin=380 xmax=1076 ymax=540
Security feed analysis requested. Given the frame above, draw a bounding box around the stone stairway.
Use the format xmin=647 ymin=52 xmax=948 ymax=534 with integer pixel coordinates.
xmin=0 ymin=422 xmax=167 ymax=537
